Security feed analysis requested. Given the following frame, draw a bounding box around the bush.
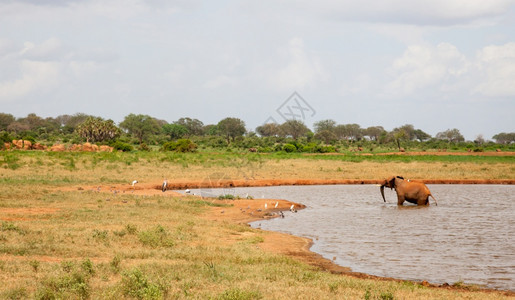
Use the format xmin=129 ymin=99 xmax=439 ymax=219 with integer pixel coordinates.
xmin=282 ymin=143 xmax=297 ymax=153
xmin=138 ymin=143 xmax=151 ymax=152
xmin=162 ymin=139 xmax=197 ymax=153
xmin=121 ymin=268 xmax=164 ymax=300
xmin=112 ymin=141 xmax=134 ymax=152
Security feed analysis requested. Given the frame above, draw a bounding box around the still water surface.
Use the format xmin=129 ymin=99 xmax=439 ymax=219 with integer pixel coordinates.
xmin=188 ymin=185 xmax=514 ymax=290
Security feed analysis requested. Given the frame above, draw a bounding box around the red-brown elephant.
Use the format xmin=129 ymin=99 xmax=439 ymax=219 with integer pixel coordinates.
xmin=380 ymin=176 xmax=437 ymax=206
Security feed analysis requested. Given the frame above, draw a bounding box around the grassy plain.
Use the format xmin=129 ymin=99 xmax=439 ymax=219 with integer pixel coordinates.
xmin=0 ymin=150 xmax=513 ymax=299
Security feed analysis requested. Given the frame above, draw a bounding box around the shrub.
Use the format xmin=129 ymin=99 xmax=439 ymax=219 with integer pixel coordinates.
xmin=121 ymin=268 xmax=164 ymax=300
xmin=162 ymin=139 xmax=197 ymax=153
xmin=138 ymin=143 xmax=151 ymax=152
xmin=112 ymin=141 xmax=134 ymax=152
xmin=282 ymin=143 xmax=296 ymax=153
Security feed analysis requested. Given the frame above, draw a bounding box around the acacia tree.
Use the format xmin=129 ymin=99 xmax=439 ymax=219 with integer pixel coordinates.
xmin=279 ymin=120 xmax=310 ymax=139
xmin=313 ymin=119 xmax=336 ymax=134
xmin=0 ymin=113 xmax=15 ymax=131
xmin=364 ymin=126 xmax=385 ymax=141
xmin=256 ymin=123 xmax=280 ymax=137
xmin=76 ymin=117 xmax=121 ymax=143
xmin=492 ymin=132 xmax=515 ymax=144
xmin=120 ymin=114 xmax=161 ymax=143
xmin=217 ymin=117 xmax=246 ymax=143
xmin=175 ymin=117 xmax=204 ymax=136
xmin=436 ymin=128 xmax=465 ymax=143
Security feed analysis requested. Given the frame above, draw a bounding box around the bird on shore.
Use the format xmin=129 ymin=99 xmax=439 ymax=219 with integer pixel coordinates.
xmin=290 ymin=204 xmax=297 ymax=213
xmin=162 ymin=179 xmax=168 ymax=192
xmin=131 ymin=180 xmax=138 ymax=189
xmin=275 ymin=202 xmax=279 ymax=208
xmin=185 ymin=189 xmax=191 ymax=194
xmin=264 ymin=203 xmax=268 ymax=210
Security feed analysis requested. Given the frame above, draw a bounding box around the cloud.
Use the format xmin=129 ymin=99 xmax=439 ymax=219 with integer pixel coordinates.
xmin=474 ymin=42 xmax=515 ymax=97
xmin=0 ymin=60 xmax=60 ymax=100
xmin=270 ymin=38 xmax=327 ymax=91
xmin=0 ymin=38 xmax=117 ymax=101
xmin=267 ymin=0 xmax=515 ymax=26
xmin=385 ymin=41 xmax=515 ymax=98
xmin=385 ymin=43 xmax=469 ymax=96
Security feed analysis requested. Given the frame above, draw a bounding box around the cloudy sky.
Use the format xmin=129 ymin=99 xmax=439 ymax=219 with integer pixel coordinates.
xmin=1 ymin=0 xmax=514 ymax=140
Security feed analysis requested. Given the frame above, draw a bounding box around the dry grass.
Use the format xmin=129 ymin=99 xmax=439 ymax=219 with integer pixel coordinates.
xmin=0 ymin=151 xmax=513 ymax=299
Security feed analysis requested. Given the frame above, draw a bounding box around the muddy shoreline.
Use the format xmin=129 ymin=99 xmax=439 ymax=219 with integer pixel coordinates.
xmin=157 ymin=178 xmax=515 ymax=190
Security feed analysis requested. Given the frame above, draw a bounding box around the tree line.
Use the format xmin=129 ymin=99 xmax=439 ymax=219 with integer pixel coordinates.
xmin=0 ymin=112 xmax=513 ymax=152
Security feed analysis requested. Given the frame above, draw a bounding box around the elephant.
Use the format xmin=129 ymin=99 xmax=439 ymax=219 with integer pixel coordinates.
xmin=380 ymin=176 xmax=437 ymax=206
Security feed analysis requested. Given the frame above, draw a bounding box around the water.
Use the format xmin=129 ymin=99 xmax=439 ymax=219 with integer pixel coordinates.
xmin=184 ymin=184 xmax=515 ymax=291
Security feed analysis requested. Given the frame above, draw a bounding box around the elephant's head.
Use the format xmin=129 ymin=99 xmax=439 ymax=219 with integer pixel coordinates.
xmin=380 ymin=176 xmax=404 ymax=202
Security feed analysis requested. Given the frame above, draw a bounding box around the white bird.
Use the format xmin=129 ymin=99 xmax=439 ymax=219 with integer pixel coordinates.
xmin=275 ymin=202 xmax=279 ymax=208
xmin=185 ymin=189 xmax=191 ymax=194
xmin=290 ymin=204 xmax=297 ymax=213
xmin=264 ymin=203 xmax=268 ymax=209
xmin=131 ymin=180 xmax=138 ymax=187
xmin=162 ymin=179 xmax=168 ymax=192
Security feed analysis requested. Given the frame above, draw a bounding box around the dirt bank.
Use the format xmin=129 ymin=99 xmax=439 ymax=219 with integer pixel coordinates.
xmin=154 ymin=178 xmax=515 ymax=190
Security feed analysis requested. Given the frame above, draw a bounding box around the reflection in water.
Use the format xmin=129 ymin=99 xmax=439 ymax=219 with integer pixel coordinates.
xmin=185 ymin=185 xmax=515 ymax=291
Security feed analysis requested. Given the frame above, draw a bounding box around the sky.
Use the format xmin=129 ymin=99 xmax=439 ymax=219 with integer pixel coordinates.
xmin=0 ymin=0 xmax=514 ymax=140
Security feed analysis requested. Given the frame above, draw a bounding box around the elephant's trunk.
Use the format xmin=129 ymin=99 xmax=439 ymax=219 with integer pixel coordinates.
xmin=380 ymin=185 xmax=386 ymax=202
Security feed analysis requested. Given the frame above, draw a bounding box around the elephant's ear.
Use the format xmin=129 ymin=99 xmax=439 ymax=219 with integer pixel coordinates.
xmin=389 ymin=177 xmax=396 ymax=188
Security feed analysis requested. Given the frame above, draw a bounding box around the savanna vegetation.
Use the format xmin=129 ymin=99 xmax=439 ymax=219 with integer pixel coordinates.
xmin=1 ymin=152 xmax=513 ymax=299
xmin=1 ymin=112 xmax=514 ymax=154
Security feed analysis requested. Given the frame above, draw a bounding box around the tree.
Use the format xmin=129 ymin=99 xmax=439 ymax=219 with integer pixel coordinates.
xmin=392 ymin=124 xmax=415 ymax=140
xmin=175 ymin=117 xmax=204 ymax=136
xmin=334 ymin=124 xmax=363 ymax=141
xmin=313 ymin=119 xmax=336 ymax=134
xmin=314 ymin=130 xmax=337 ymax=144
xmin=0 ymin=113 xmax=15 ymax=131
xmin=57 ymin=113 xmax=91 ymax=134
xmin=436 ymin=128 xmax=465 ymax=143
xmin=256 ymin=123 xmax=280 ymax=137
xmin=393 ymin=129 xmax=408 ymax=150
xmin=217 ymin=117 xmax=246 ymax=143
xmin=203 ymin=124 xmax=218 ymax=136
xmin=364 ymin=126 xmax=385 ymax=141
xmin=413 ymin=129 xmax=431 ymax=141
xmin=162 ymin=124 xmax=188 ymax=140
xmin=279 ymin=120 xmax=310 ymax=140
xmin=120 ymin=114 xmax=161 ymax=143
xmin=76 ymin=117 xmax=121 ymax=143
xmin=492 ymin=132 xmax=515 ymax=144
xmin=7 ymin=122 xmax=30 ymax=134
xmin=19 ymin=113 xmax=44 ymax=131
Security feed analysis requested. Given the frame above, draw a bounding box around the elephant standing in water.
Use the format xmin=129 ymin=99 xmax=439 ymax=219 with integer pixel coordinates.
xmin=380 ymin=176 xmax=437 ymax=206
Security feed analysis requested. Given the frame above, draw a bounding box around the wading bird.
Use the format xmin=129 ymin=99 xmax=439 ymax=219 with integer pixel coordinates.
xmin=162 ymin=179 xmax=168 ymax=192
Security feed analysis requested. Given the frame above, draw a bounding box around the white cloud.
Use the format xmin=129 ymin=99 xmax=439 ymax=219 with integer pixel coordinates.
xmin=0 ymin=60 xmax=60 ymax=100
xmin=276 ymin=0 xmax=515 ymax=26
xmin=271 ymin=38 xmax=327 ymax=91
xmin=385 ymin=41 xmax=515 ymax=98
xmin=474 ymin=42 xmax=515 ymax=97
xmin=386 ymin=43 xmax=469 ymax=96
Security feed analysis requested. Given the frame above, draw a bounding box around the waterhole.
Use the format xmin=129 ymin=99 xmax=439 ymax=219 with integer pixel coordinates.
xmin=188 ymin=184 xmax=514 ymax=291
